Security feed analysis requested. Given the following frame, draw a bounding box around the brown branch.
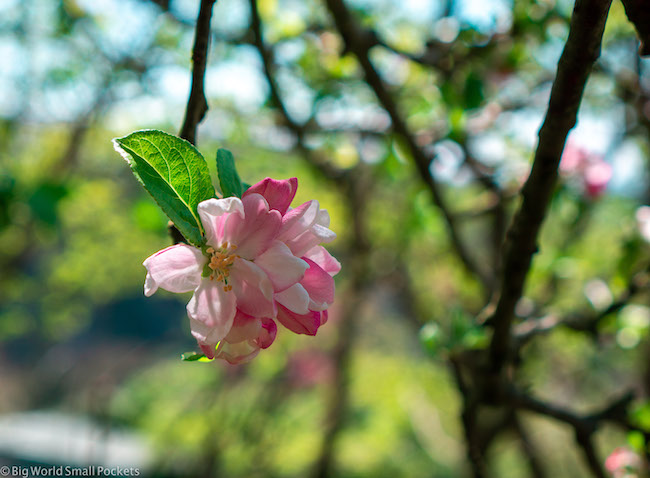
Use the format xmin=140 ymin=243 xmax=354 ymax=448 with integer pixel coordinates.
xmin=248 ymin=5 xmax=371 ymax=478
xmin=449 ymin=357 xmax=488 ymax=478
xmin=488 ymin=0 xmax=613 ymax=373
xmin=514 ymin=266 xmax=649 ymax=347
xmin=322 ymin=0 xmax=493 ymax=291
xmin=179 ymin=0 xmax=216 ymax=144
xmin=248 ymin=0 xmax=345 ymax=182
xmin=621 ymin=0 xmax=650 ymax=56
xmin=510 ymin=389 xmax=637 ymax=478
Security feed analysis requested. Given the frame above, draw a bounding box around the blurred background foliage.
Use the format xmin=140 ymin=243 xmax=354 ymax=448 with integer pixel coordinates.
xmin=0 ymin=0 xmax=650 ymax=477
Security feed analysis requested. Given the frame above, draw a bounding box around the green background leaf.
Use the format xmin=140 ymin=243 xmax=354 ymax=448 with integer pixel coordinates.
xmin=113 ymin=130 xmax=215 ymax=246
xmin=216 ymin=148 xmax=244 ymax=198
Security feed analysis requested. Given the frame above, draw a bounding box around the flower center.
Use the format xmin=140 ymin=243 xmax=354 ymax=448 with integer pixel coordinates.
xmin=205 ymin=242 xmax=238 ymax=292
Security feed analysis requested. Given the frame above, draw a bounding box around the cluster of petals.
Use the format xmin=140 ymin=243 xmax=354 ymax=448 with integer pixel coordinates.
xmin=560 ymin=142 xmax=612 ymax=199
xmin=143 ymin=177 xmax=340 ymax=364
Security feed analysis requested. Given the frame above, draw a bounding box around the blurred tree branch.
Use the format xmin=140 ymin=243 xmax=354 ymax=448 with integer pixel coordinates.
xmin=248 ymin=3 xmax=372 ymax=477
xmin=488 ymin=0 xmax=613 ymax=374
xmin=322 ymin=0 xmax=494 ymax=292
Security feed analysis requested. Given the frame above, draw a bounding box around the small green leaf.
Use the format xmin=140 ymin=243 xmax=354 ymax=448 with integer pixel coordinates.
xmin=216 ymin=148 xmax=244 ymax=198
xmin=181 ymin=351 xmax=214 ymax=362
xmin=113 ymin=130 xmax=215 ymax=246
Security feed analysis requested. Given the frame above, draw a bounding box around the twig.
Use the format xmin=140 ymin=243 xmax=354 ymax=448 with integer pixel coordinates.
xmin=248 ymin=0 xmax=345 ymax=182
xmin=488 ymin=0 xmax=613 ymax=373
xmin=322 ymin=0 xmax=493 ymax=290
xmin=514 ymin=266 xmax=649 ymax=346
xmin=179 ymin=0 xmax=216 ymax=144
xmin=510 ymin=389 xmax=639 ymax=478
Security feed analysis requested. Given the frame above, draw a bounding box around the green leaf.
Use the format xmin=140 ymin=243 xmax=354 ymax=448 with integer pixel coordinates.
xmin=181 ymin=351 xmax=214 ymax=362
xmin=113 ymin=130 xmax=215 ymax=246
xmin=216 ymin=148 xmax=244 ymax=198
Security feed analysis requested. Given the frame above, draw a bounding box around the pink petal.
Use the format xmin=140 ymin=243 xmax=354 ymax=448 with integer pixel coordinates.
xmin=230 ymin=194 xmax=282 ymax=259
xmin=142 ymin=244 xmax=204 ymax=297
xmin=187 ymin=278 xmax=237 ymax=343
xmin=303 ymin=246 xmax=341 ymax=277
xmin=276 ymin=304 xmax=322 ymax=336
xmin=230 ymin=258 xmax=275 ymax=317
xmin=278 ymin=200 xmax=320 ymax=242
xmin=255 ymin=240 xmax=309 ymax=292
xmin=198 ymin=198 xmax=245 ymax=248
xmin=280 ymin=205 xmax=336 ymax=257
xmin=216 ymin=341 xmax=260 ymax=364
xmin=225 ymin=310 xmax=262 ymax=343
xmin=275 ymin=283 xmax=310 ymax=314
xmin=200 ymin=343 xmax=217 ymax=359
xmin=256 ymin=318 xmax=277 ymax=349
xmin=301 ymin=258 xmax=335 ymax=310
xmin=243 ymin=177 xmax=298 ymax=215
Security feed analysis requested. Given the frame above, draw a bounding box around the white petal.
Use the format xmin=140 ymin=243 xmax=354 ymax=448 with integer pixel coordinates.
xmin=187 ymin=278 xmax=237 ymax=342
xmin=274 ymin=283 xmax=310 ymax=314
xmin=142 ymin=244 xmax=204 ymax=296
xmin=197 ymin=197 xmax=244 ymax=247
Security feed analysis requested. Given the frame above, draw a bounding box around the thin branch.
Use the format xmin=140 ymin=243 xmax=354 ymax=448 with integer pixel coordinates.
xmin=449 ymin=357 xmax=488 ymax=478
xmin=488 ymin=0 xmax=613 ymax=372
xmin=322 ymin=0 xmax=493 ymax=290
xmin=248 ymin=0 xmax=344 ymax=181
xmin=514 ymin=266 xmax=649 ymax=346
xmin=510 ymin=389 xmax=637 ymax=478
xmin=179 ymin=0 xmax=216 ymax=144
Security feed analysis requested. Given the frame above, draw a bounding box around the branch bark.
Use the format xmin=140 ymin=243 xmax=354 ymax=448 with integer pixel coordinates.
xmin=179 ymin=0 xmax=216 ymax=144
xmin=488 ymin=0 xmax=613 ymax=373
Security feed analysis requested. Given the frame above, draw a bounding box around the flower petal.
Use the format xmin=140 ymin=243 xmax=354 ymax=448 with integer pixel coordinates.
xmin=216 ymin=341 xmax=260 ymax=364
xmin=275 ymin=283 xmax=310 ymax=314
xmin=142 ymin=244 xmax=204 ymax=297
xmin=224 ymin=310 xmax=262 ymax=343
xmin=231 ymin=194 xmax=282 ymax=259
xmin=187 ymin=278 xmax=237 ymax=344
xmin=278 ymin=200 xmax=319 ymax=242
xmin=276 ymin=304 xmax=321 ymax=336
xmin=243 ymin=177 xmax=298 ymax=215
xmin=304 ymin=246 xmax=341 ymax=277
xmin=255 ymin=240 xmax=309 ymax=292
xmin=198 ymin=197 xmax=245 ymax=248
xmin=301 ymin=258 xmax=335 ymax=310
xmin=256 ymin=318 xmax=277 ymax=349
xmin=230 ymin=258 xmax=275 ymax=317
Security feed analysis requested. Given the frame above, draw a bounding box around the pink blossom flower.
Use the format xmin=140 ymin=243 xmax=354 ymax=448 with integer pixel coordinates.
xmin=605 ymin=447 xmax=641 ymax=477
xmin=244 ymin=178 xmax=340 ymax=337
xmin=143 ymin=177 xmax=339 ymax=363
xmin=560 ymin=141 xmax=612 ymax=199
xmin=143 ymin=193 xmax=309 ymax=360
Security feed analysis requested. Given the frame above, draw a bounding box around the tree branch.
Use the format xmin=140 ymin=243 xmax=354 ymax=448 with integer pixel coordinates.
xmin=322 ymin=0 xmax=493 ymax=290
xmin=488 ymin=0 xmax=613 ymax=372
xmin=179 ymin=0 xmax=216 ymax=144
xmin=509 ymin=389 xmax=636 ymax=478
xmin=621 ymin=0 xmax=650 ymax=56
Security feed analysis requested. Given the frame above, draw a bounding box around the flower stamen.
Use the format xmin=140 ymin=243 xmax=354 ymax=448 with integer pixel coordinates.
xmin=206 ymin=244 xmax=238 ymax=287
